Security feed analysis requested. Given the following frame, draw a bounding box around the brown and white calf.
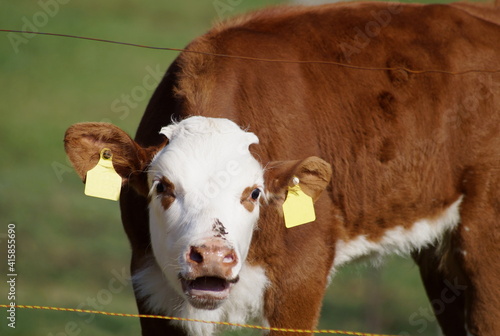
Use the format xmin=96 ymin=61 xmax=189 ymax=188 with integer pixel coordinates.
xmin=64 ymin=2 xmax=500 ymax=335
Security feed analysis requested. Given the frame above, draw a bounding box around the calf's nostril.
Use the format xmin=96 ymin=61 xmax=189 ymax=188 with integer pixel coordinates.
xmin=223 ymin=252 xmax=236 ymax=264
xmin=189 ymin=247 xmax=204 ymax=264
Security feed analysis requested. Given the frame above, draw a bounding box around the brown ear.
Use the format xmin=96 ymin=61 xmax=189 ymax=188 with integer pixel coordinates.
xmin=264 ymin=156 xmax=332 ymax=204
xmin=64 ymin=122 xmax=166 ymax=196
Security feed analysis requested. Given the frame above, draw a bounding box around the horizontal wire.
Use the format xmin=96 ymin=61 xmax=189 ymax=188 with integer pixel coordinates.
xmin=1 ymin=29 xmax=500 ymax=75
xmin=0 ymin=304 xmax=401 ymax=336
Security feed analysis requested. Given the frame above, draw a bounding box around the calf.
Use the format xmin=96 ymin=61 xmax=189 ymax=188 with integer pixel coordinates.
xmin=65 ymin=2 xmax=500 ymax=335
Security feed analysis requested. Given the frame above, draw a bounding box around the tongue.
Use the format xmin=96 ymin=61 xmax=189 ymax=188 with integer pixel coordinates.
xmin=188 ymin=277 xmax=229 ymax=292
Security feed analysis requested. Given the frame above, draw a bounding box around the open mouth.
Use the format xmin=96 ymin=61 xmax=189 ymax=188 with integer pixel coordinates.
xmin=180 ymin=276 xmax=239 ymax=310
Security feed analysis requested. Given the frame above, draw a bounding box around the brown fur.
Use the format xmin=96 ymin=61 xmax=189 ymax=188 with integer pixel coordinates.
xmin=451 ymin=1 xmax=500 ymax=24
xmin=157 ymin=177 xmax=176 ymax=210
xmin=66 ymin=2 xmax=500 ymax=335
xmin=240 ymin=185 xmax=259 ymax=212
xmin=64 ymin=122 xmax=166 ymax=196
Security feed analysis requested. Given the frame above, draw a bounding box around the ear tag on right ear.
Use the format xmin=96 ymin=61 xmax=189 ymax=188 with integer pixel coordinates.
xmin=282 ymin=177 xmax=316 ymax=228
xmin=84 ymin=148 xmax=122 ymax=201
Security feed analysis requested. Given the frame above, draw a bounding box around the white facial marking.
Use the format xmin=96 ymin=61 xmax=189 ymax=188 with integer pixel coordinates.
xmin=146 ymin=117 xmax=264 ymax=308
xmin=333 ymin=196 xmax=463 ymax=267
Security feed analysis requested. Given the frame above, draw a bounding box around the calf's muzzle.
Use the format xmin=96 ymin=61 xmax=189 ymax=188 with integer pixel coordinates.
xmin=180 ymin=239 xmax=240 ymax=310
xmin=186 ymin=239 xmax=238 ymax=279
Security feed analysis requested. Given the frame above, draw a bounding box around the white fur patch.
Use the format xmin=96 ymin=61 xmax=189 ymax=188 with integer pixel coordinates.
xmin=146 ymin=116 xmax=264 ymax=302
xmin=333 ymin=196 xmax=463 ymax=267
xmin=133 ymin=259 xmax=269 ymax=336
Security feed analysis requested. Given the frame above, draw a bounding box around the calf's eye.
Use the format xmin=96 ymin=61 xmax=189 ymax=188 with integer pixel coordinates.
xmin=156 ymin=182 xmax=166 ymax=194
xmin=250 ymin=188 xmax=261 ymax=201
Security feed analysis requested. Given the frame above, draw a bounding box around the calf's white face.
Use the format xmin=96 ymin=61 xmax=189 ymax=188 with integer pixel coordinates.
xmin=146 ymin=117 xmax=263 ymax=309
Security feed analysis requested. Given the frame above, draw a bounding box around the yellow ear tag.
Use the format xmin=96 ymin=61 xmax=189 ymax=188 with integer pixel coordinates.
xmin=282 ymin=177 xmax=316 ymax=228
xmin=84 ymin=148 xmax=122 ymax=201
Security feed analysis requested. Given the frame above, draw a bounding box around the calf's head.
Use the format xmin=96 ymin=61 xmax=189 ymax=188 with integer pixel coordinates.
xmin=64 ymin=116 xmax=331 ymax=310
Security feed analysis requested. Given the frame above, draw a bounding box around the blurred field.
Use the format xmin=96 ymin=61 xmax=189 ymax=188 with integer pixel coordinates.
xmin=0 ymin=0 xmax=487 ymax=335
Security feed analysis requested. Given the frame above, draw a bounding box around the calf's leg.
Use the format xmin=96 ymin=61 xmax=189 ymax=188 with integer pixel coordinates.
xmin=413 ymin=245 xmax=467 ymax=336
xmin=264 ymin=277 xmax=327 ymax=336
xmin=458 ymin=171 xmax=500 ymax=335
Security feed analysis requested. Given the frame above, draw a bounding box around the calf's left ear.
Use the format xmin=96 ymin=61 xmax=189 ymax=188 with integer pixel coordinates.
xmin=264 ymin=156 xmax=332 ymax=203
xmin=64 ymin=122 xmax=166 ymax=196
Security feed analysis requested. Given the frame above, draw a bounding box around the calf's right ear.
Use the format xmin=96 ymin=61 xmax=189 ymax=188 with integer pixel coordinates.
xmin=64 ymin=122 xmax=166 ymax=196
xmin=264 ymin=156 xmax=332 ymax=204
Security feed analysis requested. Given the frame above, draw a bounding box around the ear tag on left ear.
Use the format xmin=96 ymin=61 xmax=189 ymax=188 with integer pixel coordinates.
xmin=84 ymin=148 xmax=122 ymax=201
xmin=282 ymin=177 xmax=316 ymax=228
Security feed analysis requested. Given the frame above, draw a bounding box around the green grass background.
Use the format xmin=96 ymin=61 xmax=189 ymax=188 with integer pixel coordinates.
xmin=0 ymin=0 xmax=487 ymax=335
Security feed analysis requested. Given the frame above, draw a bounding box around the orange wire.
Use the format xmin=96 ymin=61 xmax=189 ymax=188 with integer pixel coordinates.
xmin=0 ymin=304 xmax=401 ymax=336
